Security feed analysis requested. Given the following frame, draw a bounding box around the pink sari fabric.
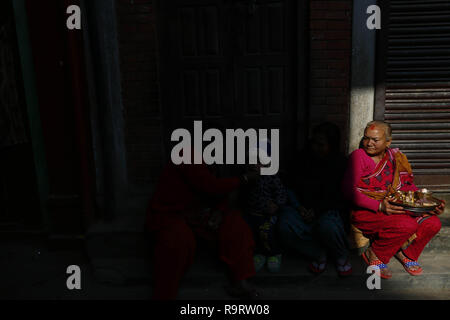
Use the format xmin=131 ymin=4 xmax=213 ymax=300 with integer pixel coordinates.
xmin=356 ymin=148 xmax=417 ymax=198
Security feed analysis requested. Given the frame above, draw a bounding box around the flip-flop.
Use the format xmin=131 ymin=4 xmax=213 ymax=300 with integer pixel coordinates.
xmin=362 ymin=250 xmax=392 ymax=279
xmin=336 ymin=257 xmax=353 ymax=277
xmin=309 ymin=260 xmax=327 ymax=274
xmin=395 ymin=256 xmax=423 ymax=276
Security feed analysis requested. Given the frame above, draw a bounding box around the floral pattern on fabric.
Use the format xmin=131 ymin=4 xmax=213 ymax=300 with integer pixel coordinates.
xmin=356 ymin=148 xmax=415 ymax=199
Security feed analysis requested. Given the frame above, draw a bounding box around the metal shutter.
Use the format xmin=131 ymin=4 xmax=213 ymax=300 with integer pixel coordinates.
xmin=375 ymin=0 xmax=450 ymax=191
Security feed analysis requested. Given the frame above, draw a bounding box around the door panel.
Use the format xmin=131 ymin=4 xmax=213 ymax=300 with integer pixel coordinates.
xmin=157 ymin=0 xmax=298 ymax=174
xmin=159 ymin=0 xmax=233 ymax=132
xmin=232 ymin=0 xmax=296 ymax=172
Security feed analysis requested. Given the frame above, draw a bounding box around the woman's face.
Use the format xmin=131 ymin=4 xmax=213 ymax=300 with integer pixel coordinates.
xmin=362 ymin=126 xmax=391 ymax=157
xmin=311 ymin=133 xmax=331 ymax=159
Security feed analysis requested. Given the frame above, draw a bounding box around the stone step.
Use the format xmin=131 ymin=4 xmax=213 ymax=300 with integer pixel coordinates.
xmin=87 ymin=212 xmax=450 ymax=298
xmin=91 ymin=251 xmax=450 ymax=293
xmin=425 ymin=214 xmax=450 ymax=253
xmin=177 ymin=284 xmax=450 ymax=300
xmin=86 ymin=213 xmax=450 ymax=261
xmin=89 ymin=252 xmax=450 ymax=299
xmin=4 ymin=237 xmax=449 ymax=300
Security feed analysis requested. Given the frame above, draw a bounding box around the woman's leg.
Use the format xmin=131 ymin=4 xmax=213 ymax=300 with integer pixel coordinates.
xmin=277 ymin=205 xmax=326 ymax=261
xmin=352 ymin=210 xmax=418 ymax=264
xmin=218 ymin=210 xmax=258 ymax=299
xmin=243 ymin=214 xmax=267 ymax=255
xmin=286 ymin=189 xmax=301 ymax=208
xmin=260 ymin=215 xmax=283 ymax=256
xmin=314 ymin=210 xmax=350 ymax=260
xmin=402 ymin=215 xmax=441 ymax=261
xmin=218 ymin=210 xmax=256 ymax=282
xmin=151 ymin=215 xmax=196 ymax=300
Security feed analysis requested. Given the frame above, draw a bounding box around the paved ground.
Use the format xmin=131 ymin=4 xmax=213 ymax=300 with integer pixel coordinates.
xmin=1 ymin=210 xmax=448 ymax=300
xmin=1 ymin=237 xmax=450 ymax=300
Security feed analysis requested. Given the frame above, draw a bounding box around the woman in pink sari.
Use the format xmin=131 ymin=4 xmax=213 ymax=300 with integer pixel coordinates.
xmin=342 ymin=121 xmax=445 ymax=279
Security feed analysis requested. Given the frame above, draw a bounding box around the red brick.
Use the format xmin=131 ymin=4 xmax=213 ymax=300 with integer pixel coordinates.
xmin=326 ymin=10 xmax=349 ymax=20
xmin=326 ymin=20 xmax=352 ymax=30
xmin=311 ymin=40 xmax=327 ymax=50
xmin=310 ymin=20 xmax=327 ymax=30
xmin=311 ymin=79 xmax=328 ymax=88
xmin=327 ymin=59 xmax=351 ymax=70
xmin=311 ymin=1 xmax=351 ymax=11
xmin=311 ymin=50 xmax=349 ymax=60
xmin=311 ymin=69 xmax=329 ymax=78
xmin=310 ymin=87 xmax=347 ymax=97
xmin=321 ymin=30 xmax=351 ymax=40
xmin=327 ymin=78 xmax=349 ymax=88
xmin=310 ymin=10 xmax=329 ymax=20
xmin=310 ymin=30 xmax=325 ymax=40
xmin=327 ymin=97 xmax=349 ymax=106
xmin=326 ymin=40 xmax=351 ymax=50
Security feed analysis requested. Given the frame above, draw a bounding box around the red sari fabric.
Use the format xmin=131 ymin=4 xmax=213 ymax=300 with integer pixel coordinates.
xmin=146 ymin=163 xmax=255 ymax=300
xmin=350 ymin=148 xmax=441 ymax=263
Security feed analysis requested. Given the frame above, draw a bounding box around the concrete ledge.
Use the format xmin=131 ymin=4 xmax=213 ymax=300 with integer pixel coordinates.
xmin=88 ymin=251 xmax=450 ymax=290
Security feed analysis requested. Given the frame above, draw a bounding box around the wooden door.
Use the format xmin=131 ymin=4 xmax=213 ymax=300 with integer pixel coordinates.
xmin=156 ymin=0 xmax=299 ymax=174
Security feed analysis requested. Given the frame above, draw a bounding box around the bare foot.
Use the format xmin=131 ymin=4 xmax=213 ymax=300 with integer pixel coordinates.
xmin=364 ymin=247 xmax=392 ymax=278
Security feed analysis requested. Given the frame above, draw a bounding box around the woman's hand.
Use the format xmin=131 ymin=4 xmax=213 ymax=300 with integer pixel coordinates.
xmin=298 ymin=206 xmax=315 ymax=223
xmin=379 ymin=198 xmax=406 ymax=215
xmin=433 ymin=200 xmax=446 ymax=215
xmin=266 ymin=200 xmax=279 ymax=216
xmin=242 ymin=168 xmax=259 ymax=184
xmin=208 ymin=210 xmax=223 ymax=230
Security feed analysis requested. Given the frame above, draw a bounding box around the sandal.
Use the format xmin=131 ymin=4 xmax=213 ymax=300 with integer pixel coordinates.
xmin=395 ymin=256 xmax=423 ymax=276
xmin=267 ymin=254 xmax=282 ymax=273
xmin=309 ymin=260 xmax=327 ymax=274
xmin=336 ymin=257 xmax=353 ymax=277
xmin=362 ymin=250 xmax=392 ymax=279
xmin=253 ymin=254 xmax=266 ymax=273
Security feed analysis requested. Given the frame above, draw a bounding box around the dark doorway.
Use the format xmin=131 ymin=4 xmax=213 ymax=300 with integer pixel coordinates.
xmin=156 ymin=0 xmax=304 ymax=174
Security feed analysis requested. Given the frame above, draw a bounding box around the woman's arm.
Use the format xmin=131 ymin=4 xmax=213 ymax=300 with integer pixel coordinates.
xmin=272 ymin=175 xmax=288 ymax=206
xmin=180 ymin=163 xmax=241 ymax=195
xmin=342 ymin=151 xmax=381 ymax=212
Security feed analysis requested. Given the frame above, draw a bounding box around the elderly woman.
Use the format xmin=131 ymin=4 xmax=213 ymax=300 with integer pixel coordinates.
xmin=342 ymin=121 xmax=445 ymax=279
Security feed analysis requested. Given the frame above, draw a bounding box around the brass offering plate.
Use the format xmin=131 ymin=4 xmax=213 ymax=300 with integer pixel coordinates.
xmin=387 ymin=189 xmax=440 ymax=214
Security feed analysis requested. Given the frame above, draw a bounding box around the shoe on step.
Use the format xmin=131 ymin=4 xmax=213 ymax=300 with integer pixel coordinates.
xmin=253 ymin=254 xmax=266 ymax=273
xmin=267 ymin=254 xmax=282 ymax=273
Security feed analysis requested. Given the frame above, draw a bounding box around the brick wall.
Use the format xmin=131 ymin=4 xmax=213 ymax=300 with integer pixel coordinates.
xmin=309 ymin=0 xmax=353 ymax=152
xmin=115 ymin=0 xmax=164 ymax=191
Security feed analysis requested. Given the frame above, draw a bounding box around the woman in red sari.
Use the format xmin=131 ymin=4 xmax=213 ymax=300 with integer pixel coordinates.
xmin=146 ymin=160 xmax=259 ymax=300
xmin=342 ymin=121 xmax=445 ymax=279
